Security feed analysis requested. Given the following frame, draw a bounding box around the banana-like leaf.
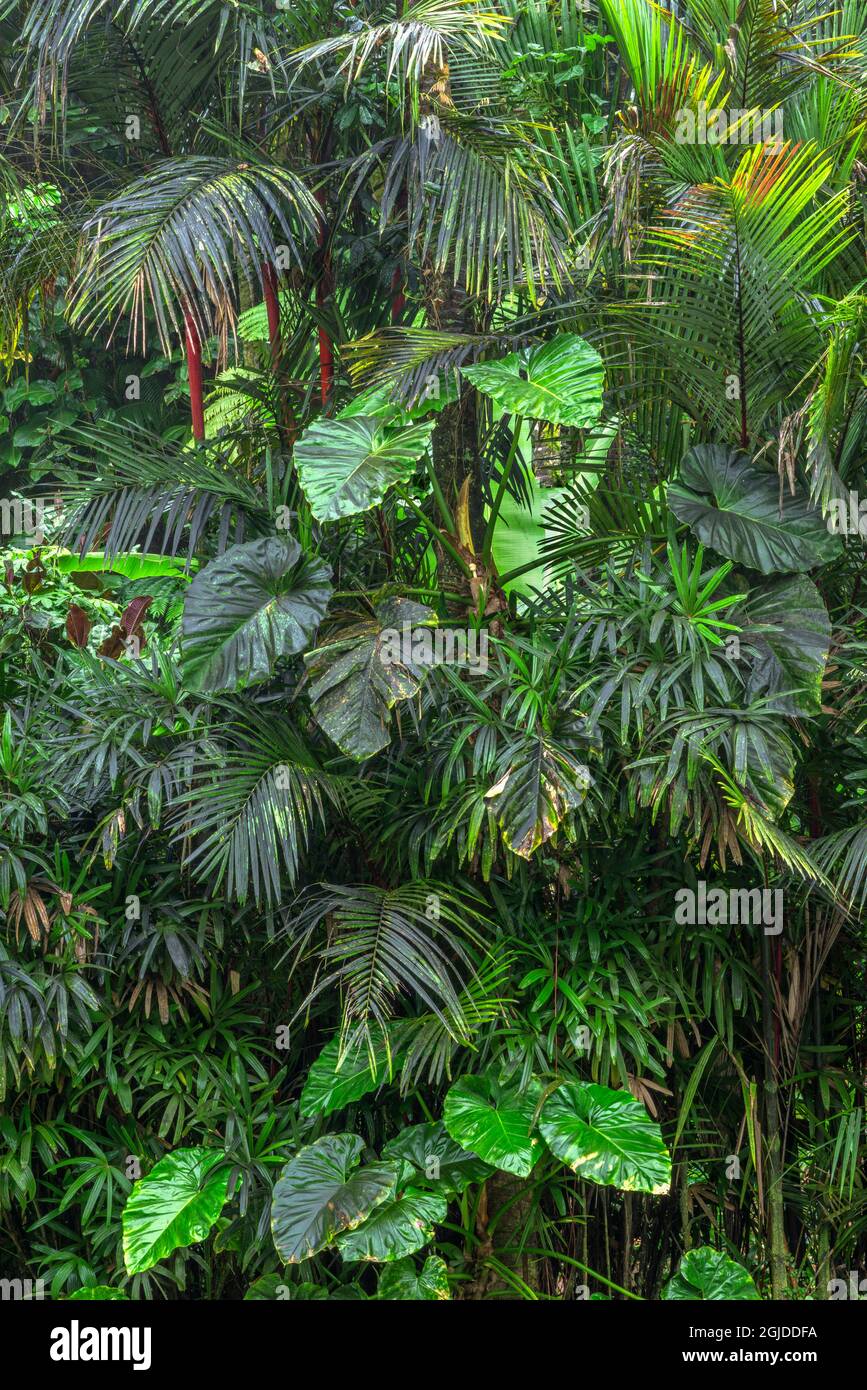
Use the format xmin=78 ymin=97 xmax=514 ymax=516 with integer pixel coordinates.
xmin=669 ymin=445 xmax=840 ymax=574
xmin=663 ymin=1247 xmax=760 ymax=1300
xmin=539 ymin=1081 xmax=671 ymax=1194
xmin=294 ymin=416 xmax=435 ymax=521
xmin=485 ymin=738 xmax=591 ymax=857
xmin=271 ymin=1134 xmax=396 ymax=1264
xmin=443 ymin=1074 xmax=542 ymax=1176
xmin=382 ymin=1120 xmax=494 ymax=1194
xmin=300 ymin=1024 xmax=411 ymax=1117
xmin=122 ymin=1147 xmax=230 ymax=1275
xmin=337 ymin=1188 xmax=447 ymax=1262
xmin=378 ymin=1255 xmax=450 ymax=1300
xmin=304 ymin=598 xmax=437 ymax=759
xmin=181 ymin=536 xmax=332 ymax=693
xmin=741 ymin=574 xmax=831 ymax=715
xmin=462 ymin=334 xmax=604 ymax=427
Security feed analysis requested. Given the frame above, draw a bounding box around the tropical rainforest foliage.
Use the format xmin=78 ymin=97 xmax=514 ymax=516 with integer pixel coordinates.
xmin=0 ymin=0 xmax=865 ymax=1303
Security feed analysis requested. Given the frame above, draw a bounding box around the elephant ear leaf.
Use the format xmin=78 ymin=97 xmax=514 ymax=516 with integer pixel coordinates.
xmin=304 ymin=597 xmax=437 ymax=760
xmin=337 ymin=1189 xmax=447 ymax=1262
xmin=485 ymin=738 xmax=591 ymax=857
xmin=122 ymin=1147 xmax=231 ymax=1275
xmin=462 ymin=333 xmax=604 ymax=427
xmin=378 ymin=1254 xmax=450 ymax=1300
xmin=270 ymin=1134 xmax=396 ymax=1263
xmin=741 ymin=574 xmax=831 ymax=715
xmin=382 ymin=1120 xmax=494 ymax=1194
xmin=443 ymin=1074 xmax=543 ymax=1177
xmin=539 ymin=1081 xmax=671 ymax=1194
xmin=300 ymin=1023 xmax=412 ymax=1118
xmin=668 ymin=445 xmax=840 ymax=574
xmin=294 ymin=415 xmax=435 ymax=521
xmin=664 ymin=1247 xmax=760 ymax=1300
xmin=181 ymin=536 xmax=332 ymax=693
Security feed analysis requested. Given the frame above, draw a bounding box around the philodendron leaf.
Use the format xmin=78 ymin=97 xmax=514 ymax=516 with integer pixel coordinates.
xmin=65 ymin=1286 xmax=130 ymax=1300
xmin=663 ymin=1247 xmax=760 ymax=1300
xmin=122 ymin=1147 xmax=231 ymax=1275
xmin=337 ymin=1189 xmax=447 ymax=1262
xmin=382 ymin=1121 xmax=494 ymax=1194
xmin=181 ymin=536 xmax=331 ymax=692
xmin=294 ymin=415 xmax=435 ymax=521
xmin=304 ymin=597 xmax=437 ymax=760
xmin=300 ymin=1024 xmax=411 ymax=1118
xmin=741 ymin=574 xmax=831 ymax=715
xmin=669 ymin=445 xmax=841 ymax=574
xmin=462 ymin=334 xmax=604 ymax=427
xmin=485 ymin=738 xmax=591 ymax=857
xmin=271 ymin=1133 xmax=397 ymax=1263
xmin=539 ymin=1081 xmax=671 ymax=1195
xmin=443 ymin=1074 xmax=543 ymax=1177
xmin=378 ymin=1254 xmax=451 ymax=1300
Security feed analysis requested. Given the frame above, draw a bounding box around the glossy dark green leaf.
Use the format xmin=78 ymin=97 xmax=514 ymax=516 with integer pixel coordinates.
xmin=294 ymin=416 xmax=435 ymax=521
xmin=382 ymin=1121 xmax=494 ymax=1193
xmin=181 ymin=536 xmax=332 ymax=692
xmin=122 ymin=1147 xmax=230 ymax=1275
xmin=300 ymin=1024 xmax=411 ymax=1117
xmin=485 ymin=738 xmax=591 ymax=858
xmin=443 ymin=1074 xmax=543 ymax=1176
xmin=378 ymin=1254 xmax=451 ymax=1300
xmin=271 ymin=1134 xmax=397 ymax=1263
xmin=462 ymin=334 xmax=604 ymax=427
xmin=337 ymin=1188 xmax=447 ymax=1262
xmin=741 ymin=574 xmax=830 ymax=715
xmin=669 ymin=445 xmax=840 ymax=574
xmin=664 ymin=1246 xmax=760 ymax=1300
xmin=539 ymin=1081 xmax=671 ymax=1194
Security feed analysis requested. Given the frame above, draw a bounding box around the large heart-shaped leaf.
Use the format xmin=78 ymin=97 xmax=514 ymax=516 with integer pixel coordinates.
xmin=122 ymin=1147 xmax=231 ymax=1275
xmin=382 ymin=1121 xmax=494 ymax=1194
xmin=539 ymin=1082 xmax=671 ymax=1194
xmin=294 ymin=416 xmax=435 ymax=521
xmin=741 ymin=575 xmax=831 ymax=715
xmin=485 ymin=738 xmax=591 ymax=858
xmin=378 ymin=1255 xmax=450 ymax=1300
xmin=271 ymin=1134 xmax=396 ymax=1263
xmin=300 ymin=1024 xmax=411 ymax=1117
xmin=663 ymin=1247 xmax=760 ymax=1300
xmin=337 ymin=1189 xmax=447 ymax=1262
xmin=669 ymin=445 xmax=840 ymax=574
xmin=304 ymin=597 xmax=437 ymax=759
xmin=181 ymin=536 xmax=331 ymax=693
xmin=443 ymin=1074 xmax=542 ymax=1177
xmin=462 ymin=334 xmax=604 ymax=427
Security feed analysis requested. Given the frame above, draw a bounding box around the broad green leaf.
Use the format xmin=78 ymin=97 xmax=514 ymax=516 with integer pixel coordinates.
xmin=304 ymin=597 xmax=437 ymax=759
xmin=294 ymin=416 xmax=435 ymax=521
xmin=378 ymin=1255 xmax=451 ymax=1300
xmin=443 ymin=1074 xmax=543 ymax=1176
xmin=337 ymin=1188 xmax=447 ymax=1262
xmin=741 ymin=575 xmax=830 ymax=715
xmin=300 ymin=1024 xmax=411 ymax=1117
xmin=664 ymin=1247 xmax=760 ymax=1300
xmin=462 ymin=334 xmax=604 ymax=427
xmin=181 ymin=536 xmax=331 ymax=693
xmin=539 ymin=1081 xmax=671 ymax=1194
xmin=271 ymin=1134 xmax=396 ymax=1263
xmin=485 ymin=738 xmax=591 ymax=857
xmin=338 ymin=378 xmax=458 ymax=424
xmin=122 ymin=1147 xmax=230 ymax=1275
xmin=65 ymin=1286 xmax=130 ymax=1301
xmin=669 ymin=445 xmax=841 ymax=574
xmin=382 ymin=1121 xmax=494 ymax=1194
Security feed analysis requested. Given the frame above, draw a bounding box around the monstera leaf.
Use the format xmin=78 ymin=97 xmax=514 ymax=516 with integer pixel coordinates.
xmin=300 ymin=1024 xmax=411 ymax=1118
xmin=741 ymin=574 xmax=831 ymax=715
xmin=539 ymin=1082 xmax=671 ymax=1194
xmin=122 ymin=1147 xmax=231 ymax=1275
xmin=337 ymin=1188 xmax=447 ymax=1262
xmin=304 ymin=598 xmax=437 ymax=760
xmin=485 ymin=738 xmax=591 ymax=857
xmin=382 ymin=1121 xmax=494 ymax=1194
xmin=271 ymin=1134 xmax=396 ymax=1263
xmin=181 ymin=536 xmax=331 ymax=692
xmin=669 ymin=445 xmax=840 ymax=574
xmin=462 ymin=334 xmax=604 ymax=427
xmin=443 ymin=1074 xmax=543 ymax=1177
xmin=378 ymin=1255 xmax=451 ymax=1300
xmin=294 ymin=416 xmax=435 ymax=521
xmin=664 ymin=1247 xmax=760 ymax=1300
